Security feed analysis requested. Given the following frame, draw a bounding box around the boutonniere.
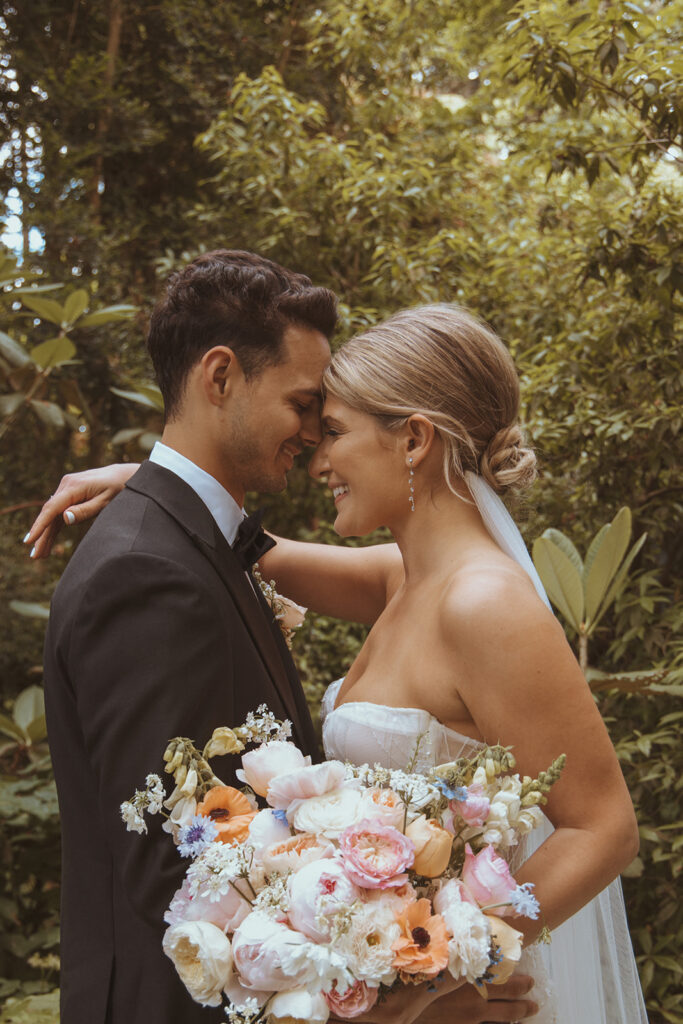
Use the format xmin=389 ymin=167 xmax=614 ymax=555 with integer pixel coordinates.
xmin=252 ymin=567 xmax=307 ymax=648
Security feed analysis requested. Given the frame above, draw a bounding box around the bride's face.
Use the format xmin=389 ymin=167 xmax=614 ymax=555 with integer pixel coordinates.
xmin=309 ymin=396 xmax=407 ymax=537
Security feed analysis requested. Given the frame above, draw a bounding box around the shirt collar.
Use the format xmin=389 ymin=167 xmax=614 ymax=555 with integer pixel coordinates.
xmin=148 ymin=441 xmax=244 ymax=546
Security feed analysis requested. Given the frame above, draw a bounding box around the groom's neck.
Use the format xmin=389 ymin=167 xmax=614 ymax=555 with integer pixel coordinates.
xmin=160 ymin=420 xmax=245 ymax=507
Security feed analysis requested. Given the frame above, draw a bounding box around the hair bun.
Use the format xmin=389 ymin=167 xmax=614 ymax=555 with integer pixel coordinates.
xmin=479 ymin=424 xmax=537 ymax=493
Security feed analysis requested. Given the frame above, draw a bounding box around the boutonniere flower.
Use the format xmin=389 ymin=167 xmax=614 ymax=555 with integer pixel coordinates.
xmin=252 ymin=567 xmax=307 ymax=648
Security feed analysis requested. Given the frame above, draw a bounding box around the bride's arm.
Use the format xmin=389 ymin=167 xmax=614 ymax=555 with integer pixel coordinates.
xmin=442 ymin=573 xmax=639 ymax=943
xmin=24 ymin=464 xmax=402 ymax=624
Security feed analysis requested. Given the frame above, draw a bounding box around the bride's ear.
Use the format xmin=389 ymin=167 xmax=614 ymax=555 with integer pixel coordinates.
xmin=403 ymin=415 xmax=436 ymax=467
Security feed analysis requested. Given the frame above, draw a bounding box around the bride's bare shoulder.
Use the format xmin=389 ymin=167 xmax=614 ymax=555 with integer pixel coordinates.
xmin=438 ymin=557 xmax=558 ymax=647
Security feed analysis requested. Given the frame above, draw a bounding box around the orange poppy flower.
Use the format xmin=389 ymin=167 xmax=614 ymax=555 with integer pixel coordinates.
xmin=392 ymin=898 xmax=450 ymax=982
xmin=196 ymin=786 xmax=257 ymax=845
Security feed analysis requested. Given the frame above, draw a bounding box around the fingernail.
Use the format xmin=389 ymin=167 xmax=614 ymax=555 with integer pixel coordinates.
xmin=64 ymin=510 xmax=75 ymax=525
xmin=30 ymin=546 xmax=36 ymax=558
xmin=23 ymin=532 xmax=31 ymax=543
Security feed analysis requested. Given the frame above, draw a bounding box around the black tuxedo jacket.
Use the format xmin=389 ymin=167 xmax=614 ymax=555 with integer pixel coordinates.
xmin=44 ymin=461 xmax=319 ymax=1024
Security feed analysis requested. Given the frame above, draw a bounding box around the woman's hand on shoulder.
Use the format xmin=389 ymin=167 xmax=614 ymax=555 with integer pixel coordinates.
xmin=24 ymin=463 xmax=139 ymax=559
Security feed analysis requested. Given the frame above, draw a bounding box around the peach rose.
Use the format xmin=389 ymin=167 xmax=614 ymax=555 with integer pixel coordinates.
xmin=325 ymin=979 xmax=379 ymax=1019
xmin=262 ymin=832 xmax=335 ymax=877
xmin=196 ymin=786 xmax=257 ymax=845
xmin=462 ymin=844 xmax=516 ymax=914
xmin=358 ymin=787 xmax=405 ymax=830
xmin=405 ymin=816 xmax=453 ymax=877
xmin=391 ymin=898 xmax=450 ymax=981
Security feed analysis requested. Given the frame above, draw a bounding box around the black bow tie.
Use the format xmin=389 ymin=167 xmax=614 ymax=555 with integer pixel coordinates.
xmin=231 ymin=510 xmax=276 ymax=570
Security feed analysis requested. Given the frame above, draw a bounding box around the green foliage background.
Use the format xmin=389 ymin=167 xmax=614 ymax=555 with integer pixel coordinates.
xmin=1 ymin=0 xmax=681 ymax=1020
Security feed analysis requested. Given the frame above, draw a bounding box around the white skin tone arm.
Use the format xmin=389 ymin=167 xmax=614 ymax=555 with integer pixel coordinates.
xmin=439 ymin=570 xmax=639 ymax=944
xmin=24 ymin=464 xmax=400 ymax=624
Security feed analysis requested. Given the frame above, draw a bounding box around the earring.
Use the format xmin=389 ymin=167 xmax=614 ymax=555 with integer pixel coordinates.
xmin=408 ymin=456 xmax=415 ymax=512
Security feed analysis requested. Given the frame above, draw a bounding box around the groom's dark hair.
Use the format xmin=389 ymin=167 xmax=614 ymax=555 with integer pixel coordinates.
xmin=147 ymin=249 xmax=338 ymax=419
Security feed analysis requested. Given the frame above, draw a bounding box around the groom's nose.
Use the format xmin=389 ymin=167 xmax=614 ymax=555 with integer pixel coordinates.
xmin=299 ymin=404 xmax=324 ymax=447
xmin=308 ymin=438 xmax=330 ymax=479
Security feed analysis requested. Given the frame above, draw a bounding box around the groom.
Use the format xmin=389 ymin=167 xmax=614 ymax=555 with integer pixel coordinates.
xmin=43 ymin=250 xmax=537 ymax=1024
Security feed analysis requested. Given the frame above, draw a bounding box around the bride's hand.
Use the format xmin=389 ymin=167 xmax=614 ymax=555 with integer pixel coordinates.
xmin=342 ymin=974 xmax=537 ymax=1024
xmin=24 ymin=464 xmax=139 ymax=558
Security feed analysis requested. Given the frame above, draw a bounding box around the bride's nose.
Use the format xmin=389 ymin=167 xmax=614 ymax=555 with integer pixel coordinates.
xmin=308 ymin=438 xmax=331 ymax=479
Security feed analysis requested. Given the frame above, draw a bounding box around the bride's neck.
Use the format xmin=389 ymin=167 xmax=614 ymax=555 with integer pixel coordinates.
xmin=390 ymin=485 xmax=494 ymax=583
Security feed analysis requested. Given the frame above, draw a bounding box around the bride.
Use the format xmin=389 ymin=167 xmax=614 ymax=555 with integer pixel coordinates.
xmin=28 ymin=304 xmax=647 ymax=1023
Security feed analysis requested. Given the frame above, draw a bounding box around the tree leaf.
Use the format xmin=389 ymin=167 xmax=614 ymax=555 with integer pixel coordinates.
xmin=110 ymin=385 xmax=164 ymax=411
xmin=29 ymin=335 xmax=77 ymax=370
xmin=540 ymin=527 xmax=584 ymax=574
xmin=13 ymin=686 xmax=45 ymax=735
xmin=78 ymin=304 xmax=137 ymax=327
xmin=584 ymin=507 xmax=632 ymax=624
xmin=29 ymin=400 xmax=66 ymax=428
xmin=0 ymin=713 xmax=25 ymax=742
xmin=590 ymin=533 xmax=647 ymax=631
xmin=0 ymin=330 xmax=31 ymax=367
xmin=63 ymin=288 xmax=89 ymax=324
xmin=21 ymin=293 xmax=64 ymax=325
xmin=9 ymin=600 xmax=50 ymax=620
xmin=0 ymin=393 xmax=26 ymax=416
xmin=532 ymin=536 xmax=584 ymax=630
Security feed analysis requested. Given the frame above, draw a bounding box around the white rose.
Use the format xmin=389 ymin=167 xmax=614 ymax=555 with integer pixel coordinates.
xmin=266 ymin=761 xmax=347 ymax=812
xmin=334 ymin=901 xmax=400 ymax=986
xmin=268 ymin=987 xmax=329 ymax=1024
xmin=162 ymin=921 xmax=233 ymax=1006
xmin=248 ymin=809 xmax=291 ymax=853
xmin=232 ymin=912 xmax=313 ymax=992
xmin=434 ymin=880 xmax=491 ymax=984
xmin=289 ymin=788 xmax=366 ymax=839
xmin=237 ymin=742 xmax=310 ymax=798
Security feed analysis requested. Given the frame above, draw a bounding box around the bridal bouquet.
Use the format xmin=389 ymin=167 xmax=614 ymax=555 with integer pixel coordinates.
xmin=122 ymin=707 xmax=564 ymax=1023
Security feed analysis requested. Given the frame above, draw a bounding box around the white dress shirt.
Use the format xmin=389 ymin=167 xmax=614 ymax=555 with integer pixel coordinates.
xmin=149 ymin=441 xmax=244 ymax=545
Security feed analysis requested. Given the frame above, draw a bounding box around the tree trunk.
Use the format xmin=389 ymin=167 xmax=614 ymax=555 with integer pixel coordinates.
xmin=90 ymin=0 xmax=124 ymax=220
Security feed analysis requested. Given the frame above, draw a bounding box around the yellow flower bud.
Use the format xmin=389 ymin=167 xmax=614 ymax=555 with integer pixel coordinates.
xmin=204 ymin=727 xmax=244 ymax=759
xmin=166 ymin=748 xmax=183 ymax=773
xmin=174 ymin=764 xmax=187 ymax=788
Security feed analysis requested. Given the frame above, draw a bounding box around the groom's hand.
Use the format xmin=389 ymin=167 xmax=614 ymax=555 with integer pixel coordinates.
xmin=415 ymin=976 xmax=538 ymax=1023
xmin=336 ymin=974 xmax=537 ymax=1024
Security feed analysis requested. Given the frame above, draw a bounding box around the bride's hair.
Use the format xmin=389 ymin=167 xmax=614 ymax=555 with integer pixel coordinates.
xmin=324 ymin=303 xmax=536 ymax=495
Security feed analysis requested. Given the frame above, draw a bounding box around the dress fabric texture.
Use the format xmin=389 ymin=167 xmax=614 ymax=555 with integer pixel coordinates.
xmin=321 ymin=679 xmax=648 ymax=1024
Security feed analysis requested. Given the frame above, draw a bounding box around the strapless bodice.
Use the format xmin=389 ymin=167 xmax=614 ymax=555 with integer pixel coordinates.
xmin=321 ymin=679 xmax=484 ymax=772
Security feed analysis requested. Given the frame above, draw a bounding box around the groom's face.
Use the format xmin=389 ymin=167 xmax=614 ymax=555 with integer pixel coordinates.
xmin=224 ymin=325 xmax=331 ymax=493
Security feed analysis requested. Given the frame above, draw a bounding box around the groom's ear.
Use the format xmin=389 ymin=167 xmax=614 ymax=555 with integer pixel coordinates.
xmin=404 ymin=415 xmax=435 ymax=466
xmin=200 ymin=346 xmax=241 ymax=406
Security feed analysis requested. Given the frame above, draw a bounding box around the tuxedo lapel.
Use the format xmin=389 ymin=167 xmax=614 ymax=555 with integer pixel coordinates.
xmin=125 ymin=462 xmax=303 ymax=729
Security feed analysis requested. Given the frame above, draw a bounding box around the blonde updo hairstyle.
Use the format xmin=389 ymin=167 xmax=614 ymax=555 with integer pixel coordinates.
xmin=323 ymin=304 xmax=536 ymax=496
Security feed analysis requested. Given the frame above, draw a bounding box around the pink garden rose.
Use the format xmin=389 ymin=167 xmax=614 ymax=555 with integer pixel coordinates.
xmin=451 ymin=784 xmax=490 ymax=827
xmin=165 ymin=877 xmax=250 ymax=932
xmin=288 ymin=859 xmax=362 ymax=942
xmin=266 ymin=760 xmax=347 ymax=811
xmin=231 ymin=912 xmax=312 ymax=991
xmin=325 ymin=980 xmax=379 ymax=1019
xmin=338 ymin=819 xmax=415 ymax=890
xmin=462 ymin=844 xmax=516 ymax=914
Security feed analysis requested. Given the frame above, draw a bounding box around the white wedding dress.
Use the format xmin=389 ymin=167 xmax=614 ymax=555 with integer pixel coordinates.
xmin=321 ymin=679 xmax=648 ymax=1024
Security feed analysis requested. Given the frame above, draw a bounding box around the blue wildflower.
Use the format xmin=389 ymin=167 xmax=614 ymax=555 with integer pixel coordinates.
xmin=272 ymin=809 xmax=289 ymax=826
xmin=435 ymin=779 xmax=468 ymax=801
xmin=177 ymin=814 xmax=219 ymax=858
xmin=509 ymin=882 xmax=540 ymax=919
